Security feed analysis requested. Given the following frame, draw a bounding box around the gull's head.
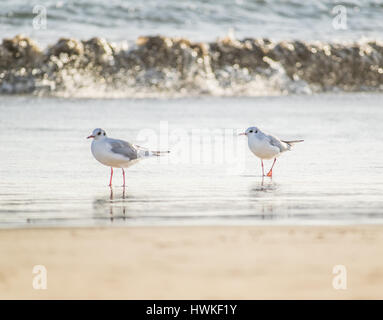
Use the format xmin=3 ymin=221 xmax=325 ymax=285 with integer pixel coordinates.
xmin=87 ymin=128 xmax=107 ymax=140
xmin=239 ymin=126 xmax=259 ymax=138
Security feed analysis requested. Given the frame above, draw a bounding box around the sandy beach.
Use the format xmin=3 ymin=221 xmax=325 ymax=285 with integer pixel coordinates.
xmin=1 ymin=225 xmax=382 ymax=299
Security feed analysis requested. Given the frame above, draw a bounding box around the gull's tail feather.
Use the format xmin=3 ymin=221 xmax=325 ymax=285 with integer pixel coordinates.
xmin=151 ymin=150 xmax=171 ymax=156
xmin=282 ymin=139 xmax=304 ymax=146
xmin=134 ymin=144 xmax=170 ymax=158
xmin=137 ymin=149 xmax=170 ymax=158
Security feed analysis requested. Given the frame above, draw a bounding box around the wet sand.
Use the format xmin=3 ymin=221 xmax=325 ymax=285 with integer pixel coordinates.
xmin=0 ymin=225 xmax=382 ymax=299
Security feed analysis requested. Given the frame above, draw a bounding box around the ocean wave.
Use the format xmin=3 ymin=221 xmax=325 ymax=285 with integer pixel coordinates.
xmin=1 ymin=35 xmax=383 ymax=98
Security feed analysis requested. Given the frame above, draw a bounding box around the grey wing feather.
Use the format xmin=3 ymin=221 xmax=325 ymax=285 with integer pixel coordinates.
xmin=109 ymin=138 xmax=138 ymax=160
xmin=282 ymin=139 xmax=304 ymax=145
xmin=266 ymin=134 xmax=289 ymax=152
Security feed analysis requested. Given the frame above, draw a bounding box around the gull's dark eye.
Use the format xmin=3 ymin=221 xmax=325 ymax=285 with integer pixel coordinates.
xmin=249 ymin=130 xmax=253 ymax=133
xmin=97 ymin=132 xmax=101 ymax=135
xmin=103 ymin=132 xmax=106 ymax=136
xmin=255 ymin=130 xmax=258 ymax=133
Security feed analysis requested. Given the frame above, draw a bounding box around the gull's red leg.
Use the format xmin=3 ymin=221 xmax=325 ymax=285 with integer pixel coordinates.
xmin=267 ymin=158 xmax=277 ymax=177
xmin=109 ymin=167 xmax=113 ymax=187
xmin=122 ymin=168 xmax=125 ymax=187
xmin=261 ymin=159 xmax=265 ymax=177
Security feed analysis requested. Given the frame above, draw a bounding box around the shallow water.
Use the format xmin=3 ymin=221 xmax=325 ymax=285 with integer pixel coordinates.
xmin=0 ymin=93 xmax=382 ymax=227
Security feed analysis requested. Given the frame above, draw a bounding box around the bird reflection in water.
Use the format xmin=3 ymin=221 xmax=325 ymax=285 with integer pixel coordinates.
xmin=251 ymin=176 xmax=277 ymax=192
xmin=108 ymin=187 xmax=127 ymax=222
xmin=93 ymin=187 xmax=128 ymax=223
xmin=249 ymin=177 xmax=277 ymax=219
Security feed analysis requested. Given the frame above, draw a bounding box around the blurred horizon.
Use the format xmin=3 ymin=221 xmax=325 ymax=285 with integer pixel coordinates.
xmin=1 ymin=0 xmax=383 ymax=46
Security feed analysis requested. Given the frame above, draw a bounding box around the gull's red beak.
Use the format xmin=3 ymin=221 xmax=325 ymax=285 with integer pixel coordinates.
xmin=86 ymin=135 xmax=95 ymax=139
xmin=238 ymin=132 xmax=247 ymax=136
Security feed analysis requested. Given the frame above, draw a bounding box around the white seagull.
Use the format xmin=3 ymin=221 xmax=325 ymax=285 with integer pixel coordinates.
xmin=87 ymin=128 xmax=169 ymax=187
xmin=239 ymin=126 xmax=303 ymax=177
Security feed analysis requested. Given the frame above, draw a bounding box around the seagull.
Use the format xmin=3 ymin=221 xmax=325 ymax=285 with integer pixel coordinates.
xmin=87 ymin=128 xmax=169 ymax=187
xmin=239 ymin=126 xmax=303 ymax=177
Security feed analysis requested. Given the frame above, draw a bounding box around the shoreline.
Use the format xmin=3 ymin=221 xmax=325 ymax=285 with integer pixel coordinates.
xmin=1 ymin=225 xmax=383 ymax=299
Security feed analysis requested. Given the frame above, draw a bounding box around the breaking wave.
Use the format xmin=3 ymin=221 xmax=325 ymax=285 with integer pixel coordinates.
xmin=1 ymin=35 xmax=383 ymax=98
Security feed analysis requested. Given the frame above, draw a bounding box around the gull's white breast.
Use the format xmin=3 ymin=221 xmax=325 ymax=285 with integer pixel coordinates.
xmin=248 ymin=136 xmax=280 ymax=160
xmin=91 ymin=140 xmax=138 ymax=168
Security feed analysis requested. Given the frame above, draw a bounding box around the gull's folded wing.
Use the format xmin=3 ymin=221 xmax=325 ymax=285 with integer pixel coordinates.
xmin=109 ymin=139 xmax=138 ymax=160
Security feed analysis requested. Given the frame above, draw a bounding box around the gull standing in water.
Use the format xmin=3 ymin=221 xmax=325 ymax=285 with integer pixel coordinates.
xmin=87 ymin=128 xmax=169 ymax=187
xmin=239 ymin=126 xmax=303 ymax=177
